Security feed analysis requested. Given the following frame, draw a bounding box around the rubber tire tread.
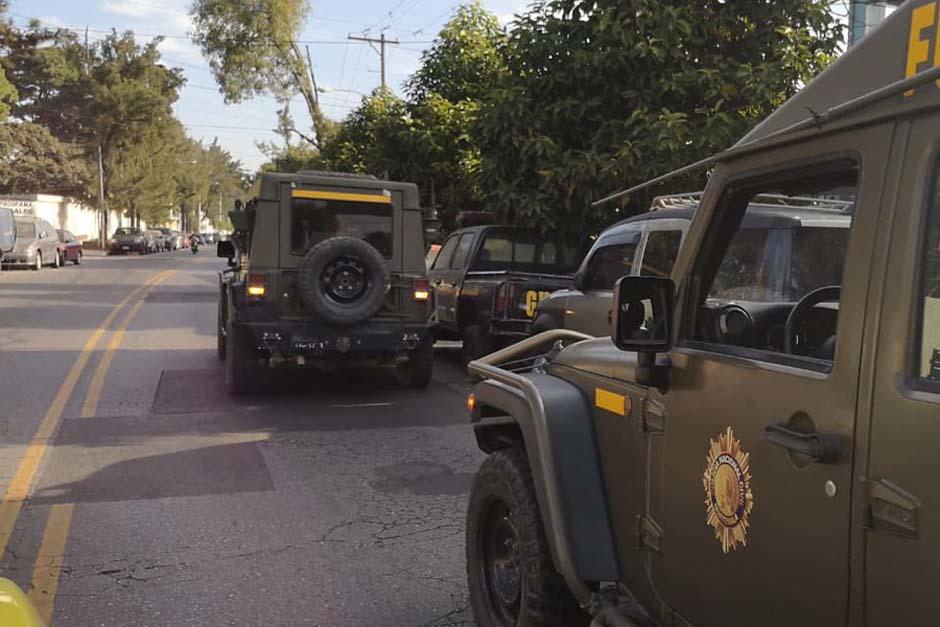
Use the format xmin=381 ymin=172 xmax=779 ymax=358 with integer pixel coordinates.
xmin=297 ymin=236 xmax=389 ymax=326
xmin=224 ymin=321 xmax=270 ymax=396
xmin=466 ymin=448 xmax=587 ymax=627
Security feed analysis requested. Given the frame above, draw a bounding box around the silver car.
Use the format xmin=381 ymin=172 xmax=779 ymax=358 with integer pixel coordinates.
xmin=3 ymin=216 xmax=63 ymax=270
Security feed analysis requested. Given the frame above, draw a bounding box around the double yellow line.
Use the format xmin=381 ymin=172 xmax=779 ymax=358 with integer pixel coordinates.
xmin=0 ymin=269 xmax=174 ymax=624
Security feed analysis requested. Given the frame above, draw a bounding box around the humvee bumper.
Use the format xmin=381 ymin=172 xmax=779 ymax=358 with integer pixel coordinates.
xmin=231 ymin=320 xmax=433 ymax=358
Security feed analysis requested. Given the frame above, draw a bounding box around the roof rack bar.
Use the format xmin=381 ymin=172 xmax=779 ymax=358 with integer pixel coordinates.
xmin=592 ymin=62 xmax=940 ymax=208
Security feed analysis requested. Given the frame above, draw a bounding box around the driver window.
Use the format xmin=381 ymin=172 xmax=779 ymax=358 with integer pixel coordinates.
xmin=587 ymin=241 xmax=639 ymax=290
xmin=689 ymin=160 xmax=858 ymax=366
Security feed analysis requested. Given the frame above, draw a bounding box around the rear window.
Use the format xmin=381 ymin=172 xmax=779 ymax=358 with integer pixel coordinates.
xmin=472 ymin=230 xmax=578 ymax=274
xmin=291 ymin=197 xmax=393 ymax=257
xmin=14 ymin=220 xmax=36 ymax=239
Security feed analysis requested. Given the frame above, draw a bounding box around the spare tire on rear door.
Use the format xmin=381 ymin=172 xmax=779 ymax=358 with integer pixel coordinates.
xmin=297 ymin=236 xmax=390 ymax=325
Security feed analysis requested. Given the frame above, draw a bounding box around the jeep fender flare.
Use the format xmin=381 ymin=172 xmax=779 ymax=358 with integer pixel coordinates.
xmin=471 ymin=373 xmax=621 ymax=600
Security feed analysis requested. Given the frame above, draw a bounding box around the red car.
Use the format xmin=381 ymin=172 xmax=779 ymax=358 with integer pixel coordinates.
xmin=56 ymin=230 xmax=83 ymax=265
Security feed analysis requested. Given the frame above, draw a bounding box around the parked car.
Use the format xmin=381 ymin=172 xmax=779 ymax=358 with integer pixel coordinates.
xmin=108 ymin=227 xmax=149 ymax=255
xmin=3 ymin=216 xmax=62 ymax=270
xmin=56 ymin=229 xmax=83 ymax=265
xmin=534 ymin=193 xmax=851 ymax=339
xmin=0 ymin=208 xmax=15 ymax=272
xmin=428 ymin=224 xmax=581 ymax=362
xmin=218 ymin=171 xmax=435 ymax=395
xmin=147 ymin=229 xmax=167 ymax=252
xmin=158 ymin=228 xmax=182 ymax=250
xmin=465 ymin=9 xmax=940 ymax=626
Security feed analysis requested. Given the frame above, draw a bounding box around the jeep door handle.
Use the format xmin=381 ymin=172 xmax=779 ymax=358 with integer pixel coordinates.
xmin=765 ymin=423 xmax=841 ymax=464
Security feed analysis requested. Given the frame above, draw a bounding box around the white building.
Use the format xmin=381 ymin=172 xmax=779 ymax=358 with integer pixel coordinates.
xmin=0 ymin=194 xmax=142 ymax=244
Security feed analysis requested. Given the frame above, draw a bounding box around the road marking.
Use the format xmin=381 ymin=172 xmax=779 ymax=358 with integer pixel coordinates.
xmin=81 ymin=271 xmax=174 ymax=418
xmin=27 ymin=503 xmax=74 ymax=625
xmin=22 ymin=270 xmax=176 ymax=624
xmin=330 ymin=402 xmax=394 ymax=408
xmin=0 ymin=270 xmax=171 ymax=556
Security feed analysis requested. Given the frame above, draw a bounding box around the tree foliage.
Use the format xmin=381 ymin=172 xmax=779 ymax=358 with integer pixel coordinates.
xmin=476 ymin=0 xmax=845 ymax=238
xmin=0 ymin=122 xmax=87 ymax=194
xmin=190 ymin=0 xmax=329 ymax=147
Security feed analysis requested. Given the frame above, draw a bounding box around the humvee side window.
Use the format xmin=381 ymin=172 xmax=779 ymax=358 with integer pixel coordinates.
xmin=291 ymin=197 xmax=393 ymax=258
xmin=640 ymin=230 xmax=682 ymax=278
xmin=689 ymin=161 xmax=858 ymax=366
xmin=916 ymin=160 xmax=940 ymax=382
xmin=588 ymin=243 xmax=638 ymax=290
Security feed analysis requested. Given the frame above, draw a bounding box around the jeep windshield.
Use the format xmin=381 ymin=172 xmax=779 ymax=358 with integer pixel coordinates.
xmin=470 ymin=229 xmax=578 ymax=274
xmin=291 ymin=196 xmax=393 ymax=258
xmin=709 ymin=225 xmax=849 ymax=302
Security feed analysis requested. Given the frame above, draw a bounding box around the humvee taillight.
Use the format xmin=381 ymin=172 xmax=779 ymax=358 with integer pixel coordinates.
xmin=246 ymin=273 xmax=266 ymax=299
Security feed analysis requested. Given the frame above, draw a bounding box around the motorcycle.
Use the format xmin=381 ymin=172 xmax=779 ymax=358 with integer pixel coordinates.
xmin=190 ymin=239 xmax=199 ymax=254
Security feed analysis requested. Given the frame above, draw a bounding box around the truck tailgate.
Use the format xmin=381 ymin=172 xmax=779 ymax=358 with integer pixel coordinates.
xmin=479 ymin=272 xmax=572 ymax=320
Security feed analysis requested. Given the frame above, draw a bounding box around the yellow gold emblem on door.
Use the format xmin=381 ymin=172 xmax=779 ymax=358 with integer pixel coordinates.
xmin=595 ymin=388 xmax=629 ymax=416
xmin=703 ymin=427 xmax=754 ymax=554
xmin=525 ymin=290 xmax=551 ymax=317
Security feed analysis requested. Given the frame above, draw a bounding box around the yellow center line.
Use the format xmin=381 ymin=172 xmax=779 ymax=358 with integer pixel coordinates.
xmin=27 ymin=503 xmax=74 ymax=625
xmin=24 ymin=270 xmax=176 ymax=625
xmin=0 ymin=270 xmax=171 ymax=559
xmin=81 ymin=271 xmax=175 ymax=418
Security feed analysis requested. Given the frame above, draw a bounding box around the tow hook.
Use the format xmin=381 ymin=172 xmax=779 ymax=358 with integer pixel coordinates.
xmin=402 ymin=332 xmax=420 ymax=350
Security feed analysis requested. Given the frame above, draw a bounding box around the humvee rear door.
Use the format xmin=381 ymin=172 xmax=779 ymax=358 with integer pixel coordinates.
xmin=864 ymin=113 xmax=940 ymax=626
xmin=646 ymin=122 xmax=895 ymax=627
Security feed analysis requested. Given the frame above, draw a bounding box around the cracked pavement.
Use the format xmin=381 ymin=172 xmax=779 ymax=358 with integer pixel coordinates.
xmin=0 ymin=252 xmax=482 ymax=626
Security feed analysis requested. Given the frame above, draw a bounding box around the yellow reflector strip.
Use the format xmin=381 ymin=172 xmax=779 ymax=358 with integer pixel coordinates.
xmin=414 ymin=290 xmax=430 ymax=301
xmin=595 ymin=388 xmax=626 ymax=416
xmin=247 ymin=285 xmax=265 ymax=297
xmin=292 ymin=189 xmax=392 ymax=204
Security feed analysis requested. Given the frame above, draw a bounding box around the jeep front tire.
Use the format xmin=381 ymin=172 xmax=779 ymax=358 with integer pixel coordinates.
xmin=466 ymin=448 xmax=586 ymax=627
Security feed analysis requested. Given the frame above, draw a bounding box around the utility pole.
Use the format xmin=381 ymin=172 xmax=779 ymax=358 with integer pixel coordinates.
xmin=97 ymin=145 xmax=107 ymax=245
xmin=348 ymin=33 xmax=399 ymax=90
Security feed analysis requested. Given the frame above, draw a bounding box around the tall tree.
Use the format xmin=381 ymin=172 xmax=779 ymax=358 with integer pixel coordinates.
xmin=477 ymin=0 xmax=845 ymax=239
xmin=190 ymin=0 xmax=329 ymax=148
xmin=0 ymin=122 xmax=87 ymax=194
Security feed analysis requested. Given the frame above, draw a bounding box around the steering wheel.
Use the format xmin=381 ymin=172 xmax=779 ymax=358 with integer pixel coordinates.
xmin=784 ymin=286 xmax=841 ymax=356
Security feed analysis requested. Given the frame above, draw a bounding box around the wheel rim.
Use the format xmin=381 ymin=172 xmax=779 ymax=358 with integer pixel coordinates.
xmin=478 ymin=498 xmax=522 ymax=624
xmin=320 ymin=256 xmax=369 ymax=303
xmin=36 ymin=253 xmax=41 ymax=270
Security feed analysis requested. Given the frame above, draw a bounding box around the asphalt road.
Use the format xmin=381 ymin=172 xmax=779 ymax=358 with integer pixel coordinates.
xmin=0 ymin=250 xmax=481 ymax=626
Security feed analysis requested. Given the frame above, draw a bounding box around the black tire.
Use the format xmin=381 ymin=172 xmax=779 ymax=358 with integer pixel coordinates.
xmin=467 ymin=448 xmax=586 ymax=627
xmin=55 ymin=250 xmax=63 ymax=268
xmin=463 ymin=324 xmax=495 ymax=366
xmin=396 ymin=337 xmax=433 ymax=389
xmin=73 ymin=251 xmax=81 ymax=265
xmin=217 ymin=290 xmax=227 ymax=361
xmin=297 ymin=236 xmax=389 ymax=326
xmin=224 ymin=322 xmax=270 ymax=396
xmin=33 ymin=252 xmax=42 ymax=271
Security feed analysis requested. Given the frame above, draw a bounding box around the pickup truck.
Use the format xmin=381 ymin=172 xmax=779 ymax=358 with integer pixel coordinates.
xmin=427 ymin=225 xmax=580 ymax=362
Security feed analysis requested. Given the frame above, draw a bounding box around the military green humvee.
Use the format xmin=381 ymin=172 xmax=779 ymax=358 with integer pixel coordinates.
xmin=217 ymin=171 xmax=434 ymax=395
xmin=465 ymin=3 xmax=940 ymax=626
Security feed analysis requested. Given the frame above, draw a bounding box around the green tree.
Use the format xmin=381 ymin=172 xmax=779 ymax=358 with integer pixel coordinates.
xmin=0 ymin=1 xmax=18 ymax=120
xmin=477 ymin=0 xmax=844 ymax=239
xmin=0 ymin=122 xmax=87 ymax=194
xmin=406 ymin=2 xmax=505 ymax=103
xmin=190 ymin=0 xmax=329 ymax=148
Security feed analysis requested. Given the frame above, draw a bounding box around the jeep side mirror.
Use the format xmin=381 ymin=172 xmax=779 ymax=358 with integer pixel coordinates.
xmin=611 ymin=276 xmax=675 ymax=352
xmin=611 ymin=276 xmax=675 ymax=389
xmin=217 ymin=240 xmax=235 ymax=259
xmin=573 ymin=270 xmax=587 ymax=291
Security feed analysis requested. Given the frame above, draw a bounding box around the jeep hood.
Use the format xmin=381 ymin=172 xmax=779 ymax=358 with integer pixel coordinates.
xmin=550 ymin=336 xmax=638 ymax=381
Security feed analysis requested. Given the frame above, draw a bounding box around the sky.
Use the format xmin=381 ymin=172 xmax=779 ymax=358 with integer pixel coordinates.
xmin=8 ymin=0 xmax=529 ymax=172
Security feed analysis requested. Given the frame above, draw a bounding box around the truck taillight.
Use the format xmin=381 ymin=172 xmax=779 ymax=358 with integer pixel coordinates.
xmin=496 ymin=284 xmax=507 ymax=314
xmin=246 ymin=273 xmax=266 ymax=299
xmin=413 ymin=278 xmax=430 ymax=301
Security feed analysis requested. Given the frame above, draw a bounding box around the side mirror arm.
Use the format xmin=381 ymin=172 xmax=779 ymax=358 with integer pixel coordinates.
xmin=635 ymin=351 xmax=671 ymax=392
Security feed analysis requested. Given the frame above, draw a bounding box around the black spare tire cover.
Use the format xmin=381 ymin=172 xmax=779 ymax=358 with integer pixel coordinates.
xmin=298 ymin=236 xmax=390 ymax=325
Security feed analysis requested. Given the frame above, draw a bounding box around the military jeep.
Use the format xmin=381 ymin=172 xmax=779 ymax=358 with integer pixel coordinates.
xmin=217 ymin=171 xmax=434 ymax=395
xmin=465 ymin=4 xmax=940 ymax=626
